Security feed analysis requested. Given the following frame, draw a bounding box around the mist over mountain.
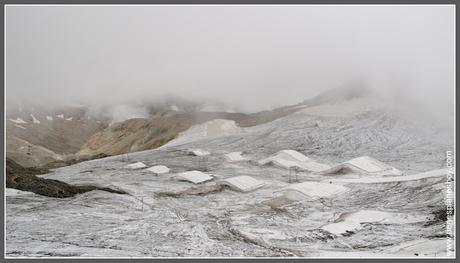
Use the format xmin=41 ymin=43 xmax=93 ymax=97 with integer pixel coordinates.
xmin=5 ymin=5 xmax=455 ymax=258
xmin=6 ymin=5 xmax=454 ymax=115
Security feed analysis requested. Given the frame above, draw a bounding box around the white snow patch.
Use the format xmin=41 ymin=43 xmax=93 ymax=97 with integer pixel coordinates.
xmin=225 ymin=152 xmax=246 ymax=162
xmin=170 ymin=105 xmax=180 ymax=111
xmin=14 ymin=124 xmax=26 ymax=130
xmin=147 ymin=165 xmax=170 ymax=175
xmin=65 ymin=117 xmax=73 ymax=121
xmin=124 ymin=162 xmax=147 ymax=169
xmin=187 ymin=149 xmax=210 ymax=156
xmin=322 ymin=169 xmax=447 ymax=184
xmin=218 ymin=176 xmax=264 ymax=192
xmin=46 ymin=116 xmax=53 ymax=121
xmin=321 ymin=156 xmax=402 ymax=176
xmin=9 ymin=118 xmax=27 ymax=124
xmin=162 ymin=119 xmax=242 ymax=148
xmin=322 ymin=210 xmax=389 ymax=235
xmin=30 ymin=114 xmax=40 ymax=124
xmin=175 ymin=171 xmax=214 ymax=184
xmin=56 ymin=114 xmax=64 ymax=119
xmin=321 ymin=210 xmax=424 ymax=235
xmin=281 ymin=182 xmax=349 ymax=200
xmin=5 ymin=188 xmax=35 ymax=196
xmin=258 ymin=150 xmax=330 ymax=172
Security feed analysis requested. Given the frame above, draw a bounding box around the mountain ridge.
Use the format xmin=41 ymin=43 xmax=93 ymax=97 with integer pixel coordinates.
xmin=6 ymin=84 xmax=377 ymax=167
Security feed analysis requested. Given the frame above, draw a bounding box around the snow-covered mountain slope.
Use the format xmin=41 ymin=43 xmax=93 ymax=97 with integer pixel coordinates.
xmin=161 ymin=105 xmax=451 ymax=174
xmin=6 ymin=93 xmax=454 ymax=257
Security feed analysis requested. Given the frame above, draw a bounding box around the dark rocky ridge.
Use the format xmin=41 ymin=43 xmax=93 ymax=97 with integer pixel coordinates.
xmin=6 ymin=158 xmax=126 ymax=198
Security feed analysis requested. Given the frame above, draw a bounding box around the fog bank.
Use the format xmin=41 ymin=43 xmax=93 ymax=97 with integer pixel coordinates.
xmin=6 ymin=5 xmax=455 ymax=114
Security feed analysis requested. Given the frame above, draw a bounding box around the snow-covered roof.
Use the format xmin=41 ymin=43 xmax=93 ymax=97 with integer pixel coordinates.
xmin=175 ymin=171 xmax=214 ymax=184
xmin=259 ymin=150 xmax=309 ymax=165
xmin=267 ymin=158 xmax=300 ymax=169
xmin=277 ymin=150 xmax=311 ymax=162
xmin=147 ymin=165 xmax=170 ymax=175
xmin=346 ymin=156 xmax=394 ymax=172
xmin=124 ymin=162 xmax=147 ymax=169
xmin=321 ymin=156 xmax=402 ymax=176
xmin=258 ymin=150 xmax=330 ymax=172
xmin=217 ymin=176 xmax=264 ymax=192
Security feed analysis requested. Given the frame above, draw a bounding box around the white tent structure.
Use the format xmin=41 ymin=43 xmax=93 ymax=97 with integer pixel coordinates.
xmin=147 ymin=165 xmax=170 ymax=175
xmin=175 ymin=171 xmax=214 ymax=184
xmin=124 ymin=162 xmax=147 ymax=170
xmin=224 ymin=152 xmax=246 ymax=162
xmin=258 ymin=150 xmax=330 ymax=172
xmin=217 ymin=176 xmax=264 ymax=192
xmin=321 ymin=156 xmax=402 ymax=176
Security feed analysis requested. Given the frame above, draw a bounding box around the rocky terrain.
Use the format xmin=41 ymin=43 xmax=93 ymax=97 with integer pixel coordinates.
xmin=6 ymin=159 xmax=126 ymax=198
xmin=5 ymin=89 xmax=454 ymax=258
xmin=6 ymin=104 xmax=111 ymax=167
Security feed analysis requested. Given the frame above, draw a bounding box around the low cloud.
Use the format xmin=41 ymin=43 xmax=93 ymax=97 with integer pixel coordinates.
xmin=6 ymin=5 xmax=455 ymax=114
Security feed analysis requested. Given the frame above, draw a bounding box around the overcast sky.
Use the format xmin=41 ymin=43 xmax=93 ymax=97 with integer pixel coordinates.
xmin=6 ymin=5 xmax=455 ymax=113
